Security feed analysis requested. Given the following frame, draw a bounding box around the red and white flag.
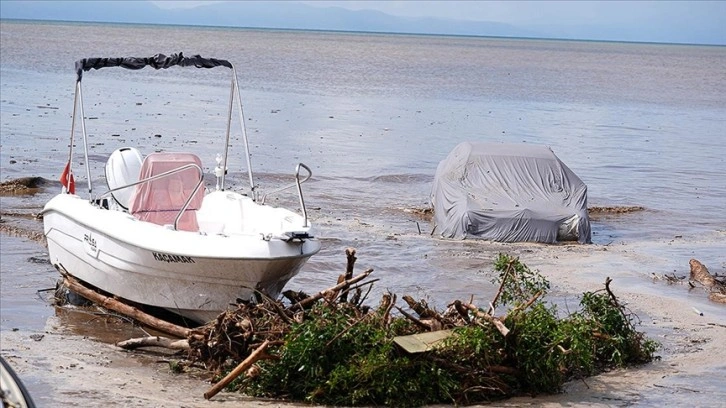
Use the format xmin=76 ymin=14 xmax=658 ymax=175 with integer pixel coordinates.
xmin=60 ymin=161 xmax=75 ymax=194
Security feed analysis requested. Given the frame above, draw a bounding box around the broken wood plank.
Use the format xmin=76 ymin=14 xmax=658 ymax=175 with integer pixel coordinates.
xmin=394 ymin=329 xmax=454 ymax=354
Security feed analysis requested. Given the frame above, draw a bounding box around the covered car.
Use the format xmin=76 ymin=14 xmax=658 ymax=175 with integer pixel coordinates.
xmin=431 ymin=142 xmax=591 ymax=244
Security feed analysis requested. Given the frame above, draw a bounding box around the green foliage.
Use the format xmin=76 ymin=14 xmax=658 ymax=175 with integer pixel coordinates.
xmin=235 ymin=254 xmax=659 ymax=406
xmin=550 ymin=312 xmax=598 ymax=377
xmin=579 ymin=291 xmax=659 ymax=366
xmin=493 ymin=253 xmax=550 ymax=307
xmin=505 ymin=302 xmax=565 ymax=392
xmin=244 ymin=303 xmax=458 ymax=407
xmin=439 ymin=325 xmax=502 ymax=369
xmin=326 ymin=346 xmax=458 ymax=407
xmin=167 ymin=359 xmax=185 ymax=374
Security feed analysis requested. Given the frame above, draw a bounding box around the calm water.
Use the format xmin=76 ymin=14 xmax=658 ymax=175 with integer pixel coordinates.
xmin=1 ymin=20 xmax=725 ymax=405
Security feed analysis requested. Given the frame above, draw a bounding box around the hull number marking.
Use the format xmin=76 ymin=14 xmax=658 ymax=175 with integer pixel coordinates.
xmin=83 ymin=233 xmax=97 ymax=250
xmin=153 ymin=252 xmax=196 ymax=264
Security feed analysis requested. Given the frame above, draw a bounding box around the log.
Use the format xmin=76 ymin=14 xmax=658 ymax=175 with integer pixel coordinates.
xmin=689 ymin=259 xmax=725 ymax=291
xmin=395 ymin=306 xmax=432 ymax=330
xmin=462 ymin=303 xmax=510 ymax=337
xmin=116 ymin=336 xmax=190 ymax=350
xmin=268 ymin=298 xmax=293 ymax=324
xmin=339 ymin=247 xmax=357 ymax=303
xmin=402 ymin=295 xmax=437 ymax=318
xmin=380 ymin=293 xmax=396 ymax=327
xmin=452 ymin=300 xmax=471 ymax=323
xmin=287 ymin=268 xmax=373 ymax=311
xmin=689 ymin=259 xmax=726 ymax=304
xmin=61 ymin=270 xmax=196 ymax=339
xmin=204 ymin=340 xmax=271 ymax=400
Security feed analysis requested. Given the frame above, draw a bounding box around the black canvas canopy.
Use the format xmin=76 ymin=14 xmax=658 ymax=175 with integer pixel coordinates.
xmin=75 ymin=52 xmax=232 ymax=82
xmin=431 ymin=142 xmax=592 ymax=244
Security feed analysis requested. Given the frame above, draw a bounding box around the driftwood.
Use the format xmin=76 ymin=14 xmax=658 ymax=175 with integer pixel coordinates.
xmin=462 ymin=303 xmax=510 ymax=337
xmin=287 ymin=268 xmax=373 ymax=311
xmin=60 ymin=269 xmax=197 ymax=339
xmin=116 ymin=336 xmax=190 ymax=351
xmin=402 ymin=296 xmax=438 ymax=318
xmin=451 ymin=300 xmax=471 ymax=323
xmin=186 ymin=266 xmax=381 ymax=375
xmin=380 ymin=292 xmax=396 ymax=328
xmin=689 ymin=259 xmax=726 ymax=304
xmin=395 ymin=306 xmax=434 ymax=331
xmin=339 ymin=247 xmax=357 ymax=303
xmin=204 ymin=340 xmax=272 ymax=400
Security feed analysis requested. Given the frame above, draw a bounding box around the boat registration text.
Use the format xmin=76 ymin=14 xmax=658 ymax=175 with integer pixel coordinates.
xmin=153 ymin=252 xmax=196 ymax=264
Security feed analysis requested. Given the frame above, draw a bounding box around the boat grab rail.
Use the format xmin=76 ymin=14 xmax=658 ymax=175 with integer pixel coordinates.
xmin=260 ymin=163 xmax=312 ymax=227
xmin=96 ymin=163 xmax=204 ymax=231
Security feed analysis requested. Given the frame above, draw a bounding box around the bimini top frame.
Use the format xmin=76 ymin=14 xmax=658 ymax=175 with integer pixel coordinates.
xmin=67 ymin=52 xmax=256 ymax=200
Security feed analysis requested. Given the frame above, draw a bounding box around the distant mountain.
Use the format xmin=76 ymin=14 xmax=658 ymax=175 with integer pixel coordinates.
xmin=0 ymin=1 xmax=167 ymax=23
xmin=1 ymin=0 xmax=723 ymax=45
xmin=0 ymin=0 xmax=541 ymax=39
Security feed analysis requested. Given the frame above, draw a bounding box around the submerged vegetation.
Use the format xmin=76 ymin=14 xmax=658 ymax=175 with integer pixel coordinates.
xmin=187 ymin=251 xmax=658 ymax=406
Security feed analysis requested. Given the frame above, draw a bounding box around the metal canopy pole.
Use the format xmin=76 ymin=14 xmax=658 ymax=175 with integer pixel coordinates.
xmin=232 ymin=67 xmax=255 ymax=201
xmin=76 ymin=81 xmax=93 ymax=200
xmin=221 ymin=72 xmax=235 ymax=192
xmin=65 ymin=81 xmax=80 ymax=193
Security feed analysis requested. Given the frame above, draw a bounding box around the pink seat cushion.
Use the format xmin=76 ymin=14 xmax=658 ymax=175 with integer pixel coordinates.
xmin=129 ymin=152 xmax=204 ymax=232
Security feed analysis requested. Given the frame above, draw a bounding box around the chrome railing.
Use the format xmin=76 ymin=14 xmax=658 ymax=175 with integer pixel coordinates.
xmin=261 ymin=163 xmax=312 ymax=227
xmin=97 ymin=163 xmax=204 ymax=231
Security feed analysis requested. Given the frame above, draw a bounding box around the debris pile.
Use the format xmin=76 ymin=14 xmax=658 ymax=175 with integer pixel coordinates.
xmin=182 ymin=250 xmax=659 ymax=406
xmin=59 ymin=248 xmax=659 ymax=406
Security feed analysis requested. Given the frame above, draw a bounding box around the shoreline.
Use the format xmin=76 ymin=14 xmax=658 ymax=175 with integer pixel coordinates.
xmin=2 ymin=226 xmax=725 ymax=407
xmin=2 ymin=279 xmax=724 ymax=407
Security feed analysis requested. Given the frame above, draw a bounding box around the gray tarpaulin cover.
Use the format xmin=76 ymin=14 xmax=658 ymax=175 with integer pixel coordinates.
xmin=431 ymin=142 xmax=591 ymax=244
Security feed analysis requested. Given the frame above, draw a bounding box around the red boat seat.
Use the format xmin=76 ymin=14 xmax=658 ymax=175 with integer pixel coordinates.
xmin=129 ymin=152 xmax=204 ymax=232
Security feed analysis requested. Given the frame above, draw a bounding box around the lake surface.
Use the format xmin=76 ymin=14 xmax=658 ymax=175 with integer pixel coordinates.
xmin=1 ymin=20 xmax=725 ymax=406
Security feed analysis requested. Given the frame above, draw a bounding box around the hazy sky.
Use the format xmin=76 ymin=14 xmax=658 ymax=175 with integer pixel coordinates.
xmin=153 ymin=0 xmax=725 ymax=26
xmin=6 ymin=1 xmax=725 ymax=45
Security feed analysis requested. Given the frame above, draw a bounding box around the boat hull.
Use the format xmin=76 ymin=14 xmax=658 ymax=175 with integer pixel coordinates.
xmin=43 ymin=194 xmax=321 ymax=324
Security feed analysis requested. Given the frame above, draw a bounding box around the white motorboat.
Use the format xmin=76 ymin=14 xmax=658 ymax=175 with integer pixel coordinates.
xmin=42 ymin=53 xmax=321 ymax=324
